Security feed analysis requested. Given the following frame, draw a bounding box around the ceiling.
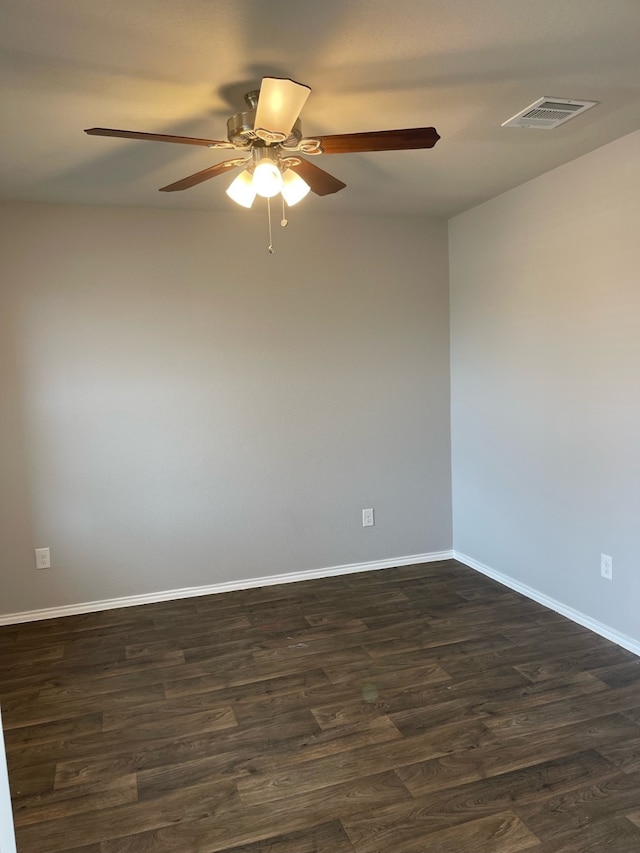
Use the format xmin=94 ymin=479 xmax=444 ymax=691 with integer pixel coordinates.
xmin=1 ymin=0 xmax=638 ymax=218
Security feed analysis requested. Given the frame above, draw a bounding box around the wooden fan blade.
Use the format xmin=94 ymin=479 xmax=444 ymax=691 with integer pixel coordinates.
xmin=312 ymin=127 xmax=440 ymax=154
xmin=85 ymin=128 xmax=234 ymax=149
xmin=254 ymin=77 xmax=311 ymax=141
xmin=159 ymin=158 xmax=247 ymax=192
xmin=288 ymin=159 xmax=346 ymax=196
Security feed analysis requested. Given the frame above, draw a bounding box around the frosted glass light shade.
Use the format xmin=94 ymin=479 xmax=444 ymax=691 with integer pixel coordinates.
xmin=254 ymin=77 xmax=311 ymax=140
xmin=226 ymin=170 xmax=256 ymax=208
xmin=252 ymin=159 xmax=283 ymax=198
xmin=281 ymin=170 xmax=311 ymax=206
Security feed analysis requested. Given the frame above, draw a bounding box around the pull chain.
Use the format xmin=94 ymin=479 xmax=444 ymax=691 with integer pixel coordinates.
xmin=267 ymin=196 xmax=274 ymax=253
xmin=267 ymin=195 xmax=290 ymax=253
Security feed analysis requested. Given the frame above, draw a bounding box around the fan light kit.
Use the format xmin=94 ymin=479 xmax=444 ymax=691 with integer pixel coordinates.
xmin=85 ymin=77 xmax=440 ymax=252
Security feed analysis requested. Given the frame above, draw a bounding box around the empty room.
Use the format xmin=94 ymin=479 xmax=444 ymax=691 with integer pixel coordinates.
xmin=1 ymin=1 xmax=639 ymax=851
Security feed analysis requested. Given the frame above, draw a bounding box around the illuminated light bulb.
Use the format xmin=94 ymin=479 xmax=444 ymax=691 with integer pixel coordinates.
xmin=252 ymin=159 xmax=283 ymax=198
xmin=281 ymin=170 xmax=311 ymax=206
xmin=226 ymin=170 xmax=256 ymax=208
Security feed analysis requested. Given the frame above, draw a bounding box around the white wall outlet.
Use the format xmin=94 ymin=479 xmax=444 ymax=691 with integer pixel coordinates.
xmin=362 ymin=508 xmax=375 ymax=528
xmin=35 ymin=547 xmax=50 ymax=570
xmin=600 ymin=553 xmax=612 ymax=581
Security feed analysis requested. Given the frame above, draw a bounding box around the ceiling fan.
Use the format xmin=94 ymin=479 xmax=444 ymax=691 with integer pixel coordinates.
xmin=85 ymin=77 xmax=441 ymax=209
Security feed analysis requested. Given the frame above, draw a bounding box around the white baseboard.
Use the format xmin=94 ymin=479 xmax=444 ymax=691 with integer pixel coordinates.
xmin=455 ymin=550 xmax=640 ymax=658
xmin=4 ymin=548 xmax=638 ymax=658
xmin=0 ymin=550 xmax=455 ymax=626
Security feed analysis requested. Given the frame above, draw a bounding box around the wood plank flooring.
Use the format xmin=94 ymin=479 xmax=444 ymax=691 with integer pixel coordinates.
xmin=1 ymin=559 xmax=640 ymax=852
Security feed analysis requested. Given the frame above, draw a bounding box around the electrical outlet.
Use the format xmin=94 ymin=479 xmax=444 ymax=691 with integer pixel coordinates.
xmin=600 ymin=553 xmax=612 ymax=581
xmin=35 ymin=547 xmax=51 ymax=570
xmin=362 ymin=508 xmax=374 ymax=528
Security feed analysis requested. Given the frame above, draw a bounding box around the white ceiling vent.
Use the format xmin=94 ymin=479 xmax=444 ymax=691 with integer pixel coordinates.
xmin=502 ymin=97 xmax=598 ymax=130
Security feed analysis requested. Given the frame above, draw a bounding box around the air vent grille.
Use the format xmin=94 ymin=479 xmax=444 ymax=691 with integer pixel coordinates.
xmin=502 ymin=97 xmax=598 ymax=129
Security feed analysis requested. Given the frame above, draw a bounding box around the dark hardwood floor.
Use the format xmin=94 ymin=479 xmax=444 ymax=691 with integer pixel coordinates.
xmin=2 ymin=559 xmax=640 ymax=852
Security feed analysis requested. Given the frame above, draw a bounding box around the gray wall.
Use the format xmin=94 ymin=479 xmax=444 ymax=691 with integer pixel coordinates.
xmin=450 ymin=131 xmax=640 ymax=642
xmin=0 ymin=202 xmax=452 ymax=615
